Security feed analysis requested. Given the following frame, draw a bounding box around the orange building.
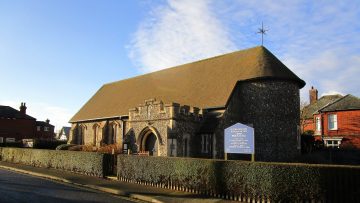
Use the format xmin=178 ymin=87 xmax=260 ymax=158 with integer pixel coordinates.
xmin=301 ymin=88 xmax=360 ymax=148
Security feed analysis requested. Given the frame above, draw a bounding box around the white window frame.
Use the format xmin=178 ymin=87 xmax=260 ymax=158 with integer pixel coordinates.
xmin=323 ymin=138 xmax=342 ymax=148
xmin=328 ymin=114 xmax=338 ymax=130
xmin=44 ymin=126 xmax=49 ymax=132
xmin=315 ymin=117 xmax=321 ymax=131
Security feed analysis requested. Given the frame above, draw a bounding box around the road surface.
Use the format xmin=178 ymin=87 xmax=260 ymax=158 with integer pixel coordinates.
xmin=0 ymin=168 xmax=141 ymax=203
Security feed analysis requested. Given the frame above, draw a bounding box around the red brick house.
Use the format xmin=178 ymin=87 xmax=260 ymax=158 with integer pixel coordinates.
xmin=0 ymin=103 xmax=55 ymax=143
xmin=35 ymin=119 xmax=55 ymax=140
xmin=301 ymin=87 xmax=342 ymax=133
xmin=301 ymin=87 xmax=360 ymax=148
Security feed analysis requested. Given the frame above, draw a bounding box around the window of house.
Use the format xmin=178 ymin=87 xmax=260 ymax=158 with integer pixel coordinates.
xmin=325 ymin=139 xmax=341 ymax=148
xmin=37 ymin=126 xmax=41 ymax=131
xmin=315 ymin=117 xmax=321 ymax=131
xmin=328 ymin=114 xmax=337 ymax=130
xmin=201 ymin=134 xmax=209 ymax=153
xmin=44 ymin=127 xmax=49 ymax=131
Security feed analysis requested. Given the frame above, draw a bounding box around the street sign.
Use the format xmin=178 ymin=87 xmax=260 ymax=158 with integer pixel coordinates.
xmin=224 ymin=123 xmax=254 ymax=154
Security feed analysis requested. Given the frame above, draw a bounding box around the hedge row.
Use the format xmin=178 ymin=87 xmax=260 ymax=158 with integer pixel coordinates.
xmin=0 ymin=147 xmax=111 ymax=177
xmin=117 ymin=155 xmax=360 ymax=202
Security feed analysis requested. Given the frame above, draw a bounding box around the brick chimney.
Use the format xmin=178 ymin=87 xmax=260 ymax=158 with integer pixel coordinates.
xmin=46 ymin=119 xmax=50 ymax=124
xmin=309 ymin=86 xmax=318 ymax=104
xmin=19 ymin=102 xmax=27 ymax=115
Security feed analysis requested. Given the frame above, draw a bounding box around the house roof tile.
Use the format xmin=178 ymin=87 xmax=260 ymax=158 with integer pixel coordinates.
xmin=319 ymin=94 xmax=360 ymax=112
xmin=0 ymin=105 xmax=36 ymax=120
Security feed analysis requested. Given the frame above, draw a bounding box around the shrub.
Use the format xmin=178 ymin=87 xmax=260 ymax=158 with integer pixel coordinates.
xmin=117 ymin=155 xmax=360 ymax=202
xmin=301 ymin=133 xmax=315 ymax=154
xmin=97 ymin=144 xmax=122 ymax=154
xmin=55 ymin=144 xmax=76 ymax=150
xmin=68 ymin=145 xmax=83 ymax=151
xmin=0 ymin=147 xmax=111 ymax=177
xmin=33 ymin=139 xmax=67 ymax=149
xmin=1 ymin=141 xmax=23 ymax=148
xmin=67 ymin=144 xmax=122 ymax=154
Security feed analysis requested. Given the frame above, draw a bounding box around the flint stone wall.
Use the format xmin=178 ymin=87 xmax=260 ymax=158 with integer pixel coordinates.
xmin=217 ymin=80 xmax=300 ymax=162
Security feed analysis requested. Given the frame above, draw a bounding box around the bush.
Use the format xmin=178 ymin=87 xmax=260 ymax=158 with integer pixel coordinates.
xmin=55 ymin=144 xmax=76 ymax=150
xmin=97 ymin=144 xmax=122 ymax=154
xmin=67 ymin=145 xmax=83 ymax=151
xmin=117 ymin=155 xmax=360 ymax=202
xmin=0 ymin=147 xmax=111 ymax=177
xmin=33 ymin=139 xmax=67 ymax=149
xmin=0 ymin=141 xmax=23 ymax=148
xmin=301 ymin=133 xmax=315 ymax=154
xmin=67 ymin=144 xmax=122 ymax=154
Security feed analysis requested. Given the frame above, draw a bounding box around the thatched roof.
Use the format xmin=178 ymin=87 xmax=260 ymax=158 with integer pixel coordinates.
xmin=70 ymin=46 xmax=305 ymax=122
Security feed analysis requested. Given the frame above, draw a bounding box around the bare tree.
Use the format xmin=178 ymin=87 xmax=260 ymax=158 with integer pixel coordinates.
xmin=300 ymin=99 xmax=309 ymax=134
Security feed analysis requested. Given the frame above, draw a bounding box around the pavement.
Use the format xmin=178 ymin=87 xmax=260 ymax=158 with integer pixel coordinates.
xmin=0 ymin=161 xmax=238 ymax=203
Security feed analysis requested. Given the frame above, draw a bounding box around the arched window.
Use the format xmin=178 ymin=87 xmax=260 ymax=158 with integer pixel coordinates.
xmin=77 ymin=125 xmax=85 ymax=145
xmin=93 ymin=124 xmax=99 ymax=146
xmin=104 ymin=122 xmax=118 ymax=145
xmin=183 ymin=134 xmax=190 ymax=157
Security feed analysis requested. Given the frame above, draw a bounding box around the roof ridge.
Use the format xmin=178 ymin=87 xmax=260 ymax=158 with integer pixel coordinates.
xmin=318 ymin=95 xmax=347 ymax=112
xmin=70 ymin=46 xmax=305 ymax=122
xmin=104 ymin=46 xmax=265 ymax=86
xmin=346 ymin=94 xmax=359 ymax=99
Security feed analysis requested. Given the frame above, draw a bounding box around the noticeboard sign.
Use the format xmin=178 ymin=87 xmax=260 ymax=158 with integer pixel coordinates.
xmin=224 ymin=123 xmax=254 ymax=154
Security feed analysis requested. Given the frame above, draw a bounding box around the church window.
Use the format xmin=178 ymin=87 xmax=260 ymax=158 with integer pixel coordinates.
xmin=168 ymin=138 xmax=177 ymax=157
xmin=78 ymin=125 xmax=85 ymax=145
xmin=184 ymin=138 xmax=188 ymax=157
xmin=93 ymin=125 xmax=98 ymax=146
xmin=108 ymin=123 xmax=116 ymax=144
xmin=201 ymin=134 xmax=209 ymax=153
xmin=183 ymin=133 xmax=190 ymax=157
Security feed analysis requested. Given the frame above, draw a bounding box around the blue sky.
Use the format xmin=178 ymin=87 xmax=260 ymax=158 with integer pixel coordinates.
xmin=1 ymin=0 xmax=360 ymax=131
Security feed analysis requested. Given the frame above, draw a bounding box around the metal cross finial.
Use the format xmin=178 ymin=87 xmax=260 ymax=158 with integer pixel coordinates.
xmin=257 ymin=22 xmax=268 ymax=46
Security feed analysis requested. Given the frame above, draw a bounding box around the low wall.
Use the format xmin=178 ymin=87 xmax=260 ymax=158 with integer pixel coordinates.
xmin=117 ymin=155 xmax=360 ymax=202
xmin=0 ymin=147 xmax=110 ymax=177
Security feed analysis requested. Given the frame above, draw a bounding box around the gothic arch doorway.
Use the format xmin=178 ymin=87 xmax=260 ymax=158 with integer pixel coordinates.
xmin=138 ymin=127 xmax=159 ymax=156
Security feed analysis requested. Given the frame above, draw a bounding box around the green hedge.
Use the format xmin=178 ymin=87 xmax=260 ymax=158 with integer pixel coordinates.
xmin=0 ymin=147 xmax=111 ymax=177
xmin=117 ymin=155 xmax=360 ymax=202
xmin=33 ymin=139 xmax=67 ymax=149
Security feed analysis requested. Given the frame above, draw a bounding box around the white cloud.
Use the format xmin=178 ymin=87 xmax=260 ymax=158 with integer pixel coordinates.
xmin=129 ymin=0 xmax=360 ymax=100
xmin=128 ymin=0 xmax=237 ymax=72
xmin=321 ymin=91 xmax=344 ymax=97
xmin=217 ymin=0 xmax=360 ymax=100
xmin=1 ymin=100 xmax=72 ymax=132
